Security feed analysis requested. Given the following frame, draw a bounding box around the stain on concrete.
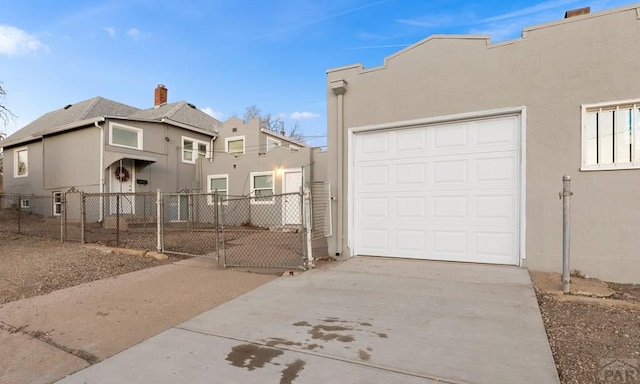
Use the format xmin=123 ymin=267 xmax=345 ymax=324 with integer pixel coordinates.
xmin=303 ymin=343 xmax=322 ymax=350
xmin=292 ymin=321 xmax=311 ymax=327
xmin=376 ymin=332 xmax=388 ymax=338
xmin=359 ymin=321 xmax=372 ymax=327
xmin=226 ymin=343 xmax=284 ymax=371
xmin=95 ymin=311 xmax=108 ymax=317
xmin=358 ymin=349 xmax=371 ymax=361
xmin=309 ymin=324 xmax=355 ymax=342
xmin=279 ymin=358 xmax=306 ymax=384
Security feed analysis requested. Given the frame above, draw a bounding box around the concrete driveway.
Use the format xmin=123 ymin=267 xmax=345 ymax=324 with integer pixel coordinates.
xmin=58 ymin=257 xmax=560 ymax=384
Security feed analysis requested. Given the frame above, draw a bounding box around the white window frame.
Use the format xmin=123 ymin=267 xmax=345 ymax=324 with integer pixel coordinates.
xmin=266 ymin=137 xmax=281 ymax=152
xmin=20 ymin=199 xmax=30 ymax=208
xmin=182 ymin=136 xmax=210 ymax=164
xmin=109 ymin=123 xmax=143 ymax=150
xmin=225 ymin=135 xmax=245 ymax=155
xmin=582 ymin=99 xmax=640 ymax=171
xmin=250 ymin=171 xmax=275 ymax=205
xmin=289 ymin=144 xmax=300 ymax=152
xmin=14 ymin=147 xmax=28 ymax=178
xmin=207 ymin=174 xmax=228 ymax=205
xmin=53 ymin=191 xmax=62 ymax=216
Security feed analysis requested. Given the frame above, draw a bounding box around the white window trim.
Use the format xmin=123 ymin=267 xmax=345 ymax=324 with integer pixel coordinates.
xmin=14 ymin=147 xmax=28 ymax=178
xmin=182 ymin=136 xmax=210 ymax=164
xmin=266 ymin=137 xmax=281 ymax=152
xmin=581 ymin=98 xmax=640 ymax=171
xmin=250 ymin=171 xmax=275 ymax=205
xmin=207 ymin=174 xmax=229 ymax=205
xmin=20 ymin=199 xmax=30 ymax=208
xmin=109 ymin=123 xmax=143 ymax=150
xmin=225 ymin=135 xmax=245 ymax=155
xmin=53 ymin=191 xmax=62 ymax=216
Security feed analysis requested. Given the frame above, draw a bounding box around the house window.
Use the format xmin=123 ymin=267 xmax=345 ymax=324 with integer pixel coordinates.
xmin=20 ymin=199 xmax=30 ymax=208
xmin=53 ymin=191 xmax=62 ymax=216
xmin=207 ymin=174 xmax=228 ymax=205
xmin=289 ymin=144 xmax=300 ymax=152
xmin=225 ymin=136 xmax=245 ymax=155
xmin=110 ymin=124 xmax=143 ymax=149
xmin=182 ymin=137 xmax=209 ymax=164
xmin=14 ymin=147 xmax=28 ymax=177
xmin=582 ymin=101 xmax=640 ymax=170
xmin=266 ymin=137 xmax=281 ymax=152
xmin=250 ymin=171 xmax=274 ymax=204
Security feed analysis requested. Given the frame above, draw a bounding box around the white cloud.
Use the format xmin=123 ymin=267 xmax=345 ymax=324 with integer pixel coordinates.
xmin=290 ymin=111 xmax=320 ymax=119
xmin=201 ymin=107 xmax=226 ymax=120
xmin=104 ymin=26 xmax=116 ymax=37
xmin=126 ymin=28 xmax=140 ymax=39
xmin=0 ymin=25 xmax=48 ymax=56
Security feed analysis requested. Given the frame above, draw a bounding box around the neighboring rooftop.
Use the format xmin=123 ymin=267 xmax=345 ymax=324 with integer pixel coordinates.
xmin=1 ymin=85 xmax=222 ymax=148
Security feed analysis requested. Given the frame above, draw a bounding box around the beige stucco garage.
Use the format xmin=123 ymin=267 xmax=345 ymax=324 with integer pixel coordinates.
xmin=326 ymin=4 xmax=640 ymax=283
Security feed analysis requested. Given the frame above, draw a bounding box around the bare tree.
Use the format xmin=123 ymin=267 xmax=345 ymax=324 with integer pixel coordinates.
xmin=244 ymin=105 xmax=306 ymax=143
xmin=243 ymin=105 xmax=261 ymax=124
xmin=0 ymin=82 xmax=16 ymax=139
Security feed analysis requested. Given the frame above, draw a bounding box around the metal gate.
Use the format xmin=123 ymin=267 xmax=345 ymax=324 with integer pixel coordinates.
xmin=218 ymin=193 xmax=307 ymax=269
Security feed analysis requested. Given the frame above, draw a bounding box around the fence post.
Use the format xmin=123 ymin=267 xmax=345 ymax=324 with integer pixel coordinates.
xmin=560 ymin=174 xmax=573 ymax=293
xmin=81 ymin=193 xmax=86 ymax=244
xmin=116 ymin=194 xmax=120 ymax=247
xmin=303 ymin=187 xmax=314 ymax=269
xmin=214 ymin=192 xmax=220 ymax=268
xmin=17 ymin=194 xmax=22 ymax=235
xmin=156 ymin=189 xmax=163 ymax=252
xmin=219 ymin=194 xmax=226 ymax=267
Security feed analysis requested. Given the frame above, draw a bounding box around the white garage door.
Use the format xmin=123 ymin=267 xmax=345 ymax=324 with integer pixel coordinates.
xmin=353 ymin=114 xmax=520 ymax=265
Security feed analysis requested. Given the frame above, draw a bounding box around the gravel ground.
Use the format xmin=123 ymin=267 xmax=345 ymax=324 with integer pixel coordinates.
xmin=535 ymin=282 xmax=640 ymax=384
xmin=0 ymin=231 xmax=181 ymax=304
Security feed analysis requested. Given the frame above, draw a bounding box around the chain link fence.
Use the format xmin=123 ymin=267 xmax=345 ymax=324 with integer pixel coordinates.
xmin=1 ymin=189 xmax=318 ymax=270
xmin=0 ymin=193 xmax=62 ymax=239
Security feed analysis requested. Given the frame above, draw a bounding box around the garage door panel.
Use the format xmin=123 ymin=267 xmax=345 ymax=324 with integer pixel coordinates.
xmin=396 ymin=129 xmax=427 ymax=153
xmin=432 ymin=196 xmax=468 ymax=219
xmin=474 ymin=154 xmax=518 ymax=184
xmin=354 ymin=114 xmax=520 ymax=265
xmin=395 ymin=196 xmax=427 ymax=218
xmin=395 ymin=230 xmax=428 ymax=254
xmin=474 ymin=116 xmax=518 ymax=148
xmin=432 ymin=230 xmax=468 ymax=254
xmin=432 ymin=123 xmax=468 ymax=150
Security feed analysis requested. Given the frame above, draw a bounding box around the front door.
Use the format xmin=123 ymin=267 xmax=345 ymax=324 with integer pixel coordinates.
xmin=282 ymin=169 xmax=302 ymax=225
xmin=110 ymin=159 xmax=135 ymax=214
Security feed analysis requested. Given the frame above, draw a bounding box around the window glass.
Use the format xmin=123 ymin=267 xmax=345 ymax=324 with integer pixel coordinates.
xmin=112 ymin=127 xmax=139 ymax=148
xmin=228 ymin=139 xmax=244 ymax=154
xmin=210 ymin=178 xmax=227 ymax=192
xmin=16 ymin=149 xmax=28 ymax=176
xmin=184 ymin=141 xmax=194 ymax=161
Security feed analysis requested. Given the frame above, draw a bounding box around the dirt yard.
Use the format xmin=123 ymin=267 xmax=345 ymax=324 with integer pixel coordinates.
xmin=0 ymin=231 xmax=181 ymax=304
xmin=531 ymin=272 xmax=640 ymax=384
xmin=1 ymin=230 xmax=639 ymax=383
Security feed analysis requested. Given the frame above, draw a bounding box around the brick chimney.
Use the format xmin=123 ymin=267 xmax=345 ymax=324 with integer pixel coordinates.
xmin=565 ymin=6 xmax=590 ymax=18
xmin=154 ymin=84 xmax=168 ymax=107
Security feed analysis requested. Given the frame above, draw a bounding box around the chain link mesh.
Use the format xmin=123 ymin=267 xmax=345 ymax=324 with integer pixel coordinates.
xmin=0 ymin=193 xmax=62 ymax=239
xmin=219 ymin=193 xmax=305 ymax=269
xmin=81 ymin=192 xmax=158 ymax=249
xmin=161 ymin=193 xmax=218 ymax=257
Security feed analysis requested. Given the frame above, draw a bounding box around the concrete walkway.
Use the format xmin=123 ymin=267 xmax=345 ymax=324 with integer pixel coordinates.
xmin=58 ymin=258 xmax=560 ymax=384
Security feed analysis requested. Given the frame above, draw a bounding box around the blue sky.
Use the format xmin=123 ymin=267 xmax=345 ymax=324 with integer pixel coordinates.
xmin=0 ymin=0 xmax=635 ymax=148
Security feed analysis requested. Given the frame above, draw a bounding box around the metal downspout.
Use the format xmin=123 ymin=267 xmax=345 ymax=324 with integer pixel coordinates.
xmin=330 ymin=79 xmax=347 ymax=257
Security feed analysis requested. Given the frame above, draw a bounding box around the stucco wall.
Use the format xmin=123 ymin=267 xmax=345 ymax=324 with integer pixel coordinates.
xmin=327 ymin=5 xmax=640 ymax=283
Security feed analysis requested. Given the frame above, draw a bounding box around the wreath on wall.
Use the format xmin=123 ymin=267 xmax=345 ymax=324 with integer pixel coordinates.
xmin=115 ymin=166 xmax=130 ymax=182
